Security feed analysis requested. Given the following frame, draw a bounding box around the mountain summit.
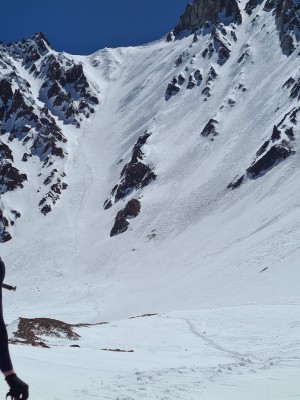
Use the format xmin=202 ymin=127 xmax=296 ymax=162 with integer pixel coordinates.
xmin=174 ymin=0 xmax=242 ymax=34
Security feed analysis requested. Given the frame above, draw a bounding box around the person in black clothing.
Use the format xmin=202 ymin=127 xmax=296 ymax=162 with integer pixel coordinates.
xmin=0 ymin=257 xmax=29 ymax=399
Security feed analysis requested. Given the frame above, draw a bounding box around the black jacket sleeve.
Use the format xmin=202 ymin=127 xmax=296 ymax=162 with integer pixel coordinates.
xmin=0 ymin=257 xmax=13 ymax=372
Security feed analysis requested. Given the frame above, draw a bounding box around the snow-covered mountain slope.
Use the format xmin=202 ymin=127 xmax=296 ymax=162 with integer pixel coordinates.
xmin=1 ymin=0 xmax=300 ymax=398
xmin=1 ymin=0 xmax=300 ymax=323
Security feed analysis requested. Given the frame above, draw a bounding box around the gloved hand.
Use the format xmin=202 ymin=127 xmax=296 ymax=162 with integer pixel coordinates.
xmin=5 ymin=374 xmax=29 ymax=399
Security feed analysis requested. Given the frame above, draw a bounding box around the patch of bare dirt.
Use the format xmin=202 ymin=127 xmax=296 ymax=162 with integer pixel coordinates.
xmin=10 ymin=317 xmax=80 ymax=347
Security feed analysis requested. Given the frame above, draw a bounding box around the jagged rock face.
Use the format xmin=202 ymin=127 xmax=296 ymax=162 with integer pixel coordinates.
xmin=200 ymin=119 xmax=219 ymax=138
xmin=0 ymin=141 xmax=13 ymax=161
xmin=0 ymin=32 xmax=80 ymax=240
xmin=0 ymin=208 xmax=21 ymax=242
xmin=228 ymin=108 xmax=298 ymax=189
xmin=37 ymin=53 xmax=99 ymax=126
xmin=2 ymin=33 xmax=99 ymax=127
xmin=0 ymin=70 xmax=67 ymax=219
xmin=165 ymin=81 xmax=180 ymax=98
xmin=264 ymin=0 xmax=300 ymax=55
xmin=5 ymin=32 xmax=51 ymax=65
xmin=104 ymin=131 xmax=156 ymax=237
xmin=0 ymin=140 xmax=27 ymax=200
xmin=0 ymin=209 xmax=12 ymax=243
xmin=245 ymin=0 xmax=264 ymax=15
xmin=0 ymin=163 xmax=27 ymax=194
xmin=110 ymin=199 xmax=141 ymax=237
xmin=174 ymin=0 xmax=242 ymax=35
xmin=104 ymin=131 xmax=156 ymax=209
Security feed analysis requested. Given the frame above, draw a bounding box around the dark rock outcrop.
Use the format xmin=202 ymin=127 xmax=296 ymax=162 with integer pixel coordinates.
xmin=264 ymin=0 xmax=300 ymax=55
xmin=0 ymin=65 xmax=68 ymax=219
xmin=39 ymin=179 xmax=68 ymax=215
xmin=104 ymin=131 xmax=156 ymax=208
xmin=166 ymin=32 xmax=174 ymax=42
xmin=200 ymin=67 xmax=218 ymax=98
xmin=0 ymin=141 xmax=13 ymax=161
xmin=207 ymin=66 xmax=218 ymax=81
xmin=247 ymin=141 xmax=294 ymax=178
xmin=228 ymin=109 xmax=298 ymax=189
xmin=173 ymin=0 xmax=242 ymax=35
xmin=245 ymin=0 xmax=264 ymax=15
xmin=38 ymin=53 xmax=99 ymax=126
xmin=210 ymin=29 xmax=231 ymax=65
xmin=200 ymin=119 xmax=219 ymax=137
xmin=283 ymin=77 xmax=295 ymax=89
xmin=110 ymin=199 xmax=141 ymax=237
xmin=3 ymin=33 xmax=99 ymax=127
xmin=5 ymin=32 xmax=51 ymax=66
xmin=0 ymin=209 xmax=12 ymax=243
xmin=290 ymin=78 xmax=300 ymax=100
xmin=165 ymin=82 xmax=180 ymax=98
xmin=227 ymin=175 xmax=244 ymax=189
xmin=0 ymin=79 xmax=13 ymax=104
xmin=0 ymin=163 xmax=27 ymax=194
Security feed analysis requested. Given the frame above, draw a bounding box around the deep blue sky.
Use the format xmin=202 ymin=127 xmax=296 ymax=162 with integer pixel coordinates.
xmin=1 ymin=0 xmax=188 ymax=55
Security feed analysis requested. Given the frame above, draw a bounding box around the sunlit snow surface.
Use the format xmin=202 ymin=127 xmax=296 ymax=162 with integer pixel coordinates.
xmin=1 ymin=1 xmax=300 ymax=398
xmin=2 ymin=307 xmax=299 ymax=399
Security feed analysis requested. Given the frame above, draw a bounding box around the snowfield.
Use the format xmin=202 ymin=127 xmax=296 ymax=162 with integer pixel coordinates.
xmin=3 ymin=306 xmax=300 ymax=399
xmin=1 ymin=0 xmax=300 ymax=398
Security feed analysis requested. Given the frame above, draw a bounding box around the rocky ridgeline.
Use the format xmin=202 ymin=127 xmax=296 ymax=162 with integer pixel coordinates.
xmin=165 ymin=0 xmax=241 ymax=101
xmin=245 ymin=0 xmax=300 ymax=55
xmin=245 ymin=0 xmax=264 ymax=15
xmin=228 ymin=108 xmax=298 ymax=189
xmin=0 ymin=44 xmax=67 ymax=224
xmin=173 ymin=0 xmax=242 ymax=35
xmin=104 ymin=131 xmax=156 ymax=237
xmin=0 ymin=32 xmax=99 ymax=241
xmin=264 ymin=0 xmax=300 ymax=55
xmin=166 ymin=0 xmax=300 ymax=102
xmin=37 ymin=53 xmax=98 ymax=127
xmin=5 ymin=32 xmax=99 ymax=126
